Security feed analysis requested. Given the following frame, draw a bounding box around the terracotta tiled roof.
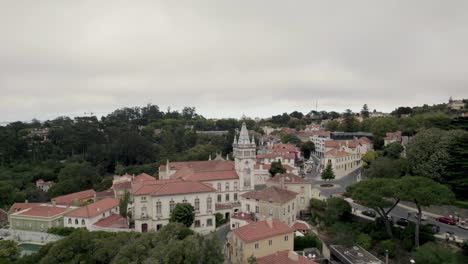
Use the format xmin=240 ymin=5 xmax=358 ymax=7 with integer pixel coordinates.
xmin=384 ymin=131 xmax=402 ymax=140
xmin=324 ymin=140 xmax=340 ymax=148
xmin=267 ymin=174 xmax=308 ymax=184
xmin=233 ymin=219 xmax=293 ymax=243
xmin=133 ymin=173 xmax=155 ymax=183
xmin=112 ymin=181 xmax=132 ymax=191
xmin=257 ymin=152 xmax=296 ymax=159
xmin=160 ymin=160 xmax=240 ymax=181
xmin=132 ymin=179 xmax=216 ymax=196
xmin=96 ymin=190 xmax=115 ymax=199
xmin=257 ymin=250 xmax=319 ymax=264
xmin=52 ymin=189 xmax=96 ymax=206
xmin=268 ymin=143 xmax=297 ymax=152
xmin=241 ymin=186 xmax=297 ymax=204
xmin=325 ymin=149 xmax=349 ymax=157
xmin=66 ymin=198 xmax=120 ymax=218
xmin=358 ymin=137 xmax=371 ymax=144
xmin=291 ymin=220 xmax=311 ymax=231
xmin=14 ymin=205 xmax=68 ymax=218
xmin=8 ymin=203 xmax=44 ymax=214
xmin=93 ymin=214 xmax=128 ymax=229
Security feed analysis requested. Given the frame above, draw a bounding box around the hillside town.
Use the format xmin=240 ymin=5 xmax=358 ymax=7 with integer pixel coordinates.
xmin=1 ymin=99 xmax=467 ymax=263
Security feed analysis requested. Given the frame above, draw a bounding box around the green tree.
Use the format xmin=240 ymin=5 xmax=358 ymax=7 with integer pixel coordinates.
xmin=362 ymin=157 xmax=408 ymax=179
xmin=346 ymin=179 xmax=400 ymax=239
xmin=294 ymin=234 xmax=322 ymax=251
xmin=170 ymin=203 xmax=195 ymax=227
xmin=119 ymin=190 xmax=129 ymax=218
xmin=342 ymin=109 xmax=360 ymax=132
xmin=300 ymin=141 xmax=315 ymax=160
xmin=321 ymin=163 xmax=335 ymax=181
xmin=356 ymin=233 xmax=372 ymax=250
xmin=247 ymin=255 xmax=257 ymax=264
xmin=325 ymin=197 xmax=352 ymax=224
xmin=281 ymin=134 xmax=301 ymax=145
xmin=269 ymin=160 xmax=286 ymax=176
xmin=362 ymin=150 xmax=377 ymax=167
xmin=413 ymin=242 xmax=457 ymax=264
xmin=399 ymin=176 xmax=455 ymax=248
xmin=325 ymin=120 xmax=340 ymax=131
xmin=0 ymin=240 xmax=20 ymax=261
xmin=361 ymin=104 xmax=370 ymax=119
xmin=383 ymin=142 xmax=404 ymax=159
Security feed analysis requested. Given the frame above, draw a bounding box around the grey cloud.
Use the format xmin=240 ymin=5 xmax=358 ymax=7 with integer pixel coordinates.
xmin=1 ymin=0 xmax=468 ymax=121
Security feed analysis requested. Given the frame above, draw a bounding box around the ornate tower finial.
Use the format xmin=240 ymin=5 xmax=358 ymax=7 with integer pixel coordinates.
xmin=238 ymin=122 xmax=250 ymax=145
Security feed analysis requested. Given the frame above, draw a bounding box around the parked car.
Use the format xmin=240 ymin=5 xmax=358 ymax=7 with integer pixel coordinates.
xmin=436 ymin=217 xmax=456 ymax=225
xmin=425 ymin=223 xmax=440 ymax=233
xmin=396 ymin=218 xmax=409 ymax=227
xmin=362 ymin=209 xmax=376 ymax=218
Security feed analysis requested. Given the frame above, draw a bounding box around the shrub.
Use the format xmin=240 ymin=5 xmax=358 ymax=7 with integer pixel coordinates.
xmin=47 ymin=227 xmax=83 ymax=236
xmin=377 ymin=239 xmax=396 ymax=258
xmin=294 ymin=234 xmax=322 ymax=251
xmin=355 ymin=233 xmax=372 ymax=250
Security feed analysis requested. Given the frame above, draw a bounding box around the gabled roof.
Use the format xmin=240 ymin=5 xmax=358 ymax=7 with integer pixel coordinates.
xmin=233 ymin=219 xmax=293 ymax=243
xmin=8 ymin=203 xmax=44 ymax=214
xmin=257 ymin=250 xmax=319 ymax=264
xmin=13 ymin=205 xmax=68 ymax=218
xmin=291 ymin=220 xmax=311 ymax=231
xmin=257 ymin=152 xmax=296 ymax=159
xmin=112 ymin=181 xmax=132 ymax=191
xmin=96 ymin=190 xmax=115 ymax=199
xmin=93 ymin=214 xmax=128 ymax=229
xmin=132 ymin=179 xmax=216 ymax=196
xmin=325 ymin=149 xmax=350 ymax=157
xmin=241 ymin=186 xmax=297 ymax=204
xmin=267 ymin=173 xmax=308 ymax=184
xmin=133 ymin=173 xmax=155 ymax=183
xmin=66 ymin=198 xmax=120 ymax=219
xmin=52 ymin=189 xmax=96 ymax=206
xmin=159 ymin=160 xmax=240 ymax=182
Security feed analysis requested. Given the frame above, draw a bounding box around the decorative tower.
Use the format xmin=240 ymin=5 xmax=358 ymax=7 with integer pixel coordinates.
xmin=233 ymin=122 xmax=256 ymax=190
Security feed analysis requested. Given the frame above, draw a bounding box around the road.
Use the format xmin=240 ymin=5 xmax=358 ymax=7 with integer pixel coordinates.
xmin=304 ymin=154 xmax=468 ymax=241
xmin=348 ymin=200 xmax=468 ymax=241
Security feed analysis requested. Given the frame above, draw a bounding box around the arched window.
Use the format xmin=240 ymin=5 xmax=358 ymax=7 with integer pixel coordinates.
xmin=75 ymin=219 xmax=78 ymax=225
xmin=68 ymin=218 xmax=71 ymax=224
xmin=217 ymin=183 xmax=221 ymax=192
xmin=81 ymin=219 xmax=85 ymax=225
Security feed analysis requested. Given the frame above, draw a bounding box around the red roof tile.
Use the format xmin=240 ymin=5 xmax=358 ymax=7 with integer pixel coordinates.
xmin=241 ymin=186 xmax=297 ymax=204
xmin=93 ymin=214 xmax=128 ymax=229
xmin=15 ymin=205 xmax=68 ymax=218
xmin=257 ymin=152 xmax=296 ymax=159
xmin=96 ymin=190 xmax=115 ymax=199
xmin=324 ymin=140 xmax=340 ymax=148
xmin=66 ymin=198 xmax=120 ymax=218
xmin=112 ymin=181 xmax=132 ymax=191
xmin=133 ymin=173 xmax=155 ymax=182
xmin=267 ymin=174 xmax=308 ymax=184
xmin=52 ymin=189 xmax=96 ymax=206
xmin=160 ymin=160 xmax=240 ymax=182
xmin=291 ymin=220 xmax=311 ymax=231
xmin=8 ymin=203 xmax=44 ymax=214
xmin=257 ymin=250 xmax=319 ymax=264
xmin=325 ymin=149 xmax=349 ymax=157
xmin=132 ymin=179 xmax=216 ymax=196
xmin=233 ymin=219 xmax=293 ymax=243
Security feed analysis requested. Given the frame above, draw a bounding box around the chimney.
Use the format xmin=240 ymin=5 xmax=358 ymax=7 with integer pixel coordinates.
xmin=266 ymin=218 xmax=273 ymax=228
xmin=288 ymin=251 xmax=299 ymax=262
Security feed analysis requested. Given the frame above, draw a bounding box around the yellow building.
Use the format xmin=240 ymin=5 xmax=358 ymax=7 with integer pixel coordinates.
xmin=229 ymin=218 xmax=294 ymax=264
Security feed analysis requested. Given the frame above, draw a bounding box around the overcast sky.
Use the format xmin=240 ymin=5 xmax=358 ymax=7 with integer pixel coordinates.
xmin=1 ymin=0 xmax=468 ymax=122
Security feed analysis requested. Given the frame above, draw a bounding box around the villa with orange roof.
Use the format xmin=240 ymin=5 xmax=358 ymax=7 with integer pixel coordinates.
xmin=241 ymin=186 xmax=298 ymax=225
xmin=132 ymin=178 xmax=217 ymax=234
xmin=8 ymin=203 xmax=76 ymax=232
xmin=228 ymin=218 xmax=294 ymax=264
xmin=266 ymin=174 xmax=312 ymax=213
xmin=52 ymin=189 xmax=96 ymax=206
xmin=64 ymin=197 xmax=120 ymax=230
xmin=257 ymin=250 xmax=319 ymax=264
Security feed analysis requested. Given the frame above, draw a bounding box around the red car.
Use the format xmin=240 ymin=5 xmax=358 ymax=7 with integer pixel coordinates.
xmin=436 ymin=217 xmax=456 ymax=225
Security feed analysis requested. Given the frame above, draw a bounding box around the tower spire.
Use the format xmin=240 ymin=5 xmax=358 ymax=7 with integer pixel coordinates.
xmin=238 ymin=122 xmax=250 ymax=145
